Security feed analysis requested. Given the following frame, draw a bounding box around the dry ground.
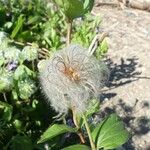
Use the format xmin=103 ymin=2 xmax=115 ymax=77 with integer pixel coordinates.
xmin=93 ymin=1 xmax=150 ymax=149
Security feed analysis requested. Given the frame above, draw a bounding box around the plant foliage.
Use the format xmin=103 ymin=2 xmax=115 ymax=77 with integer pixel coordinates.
xmin=0 ymin=0 xmax=128 ymax=149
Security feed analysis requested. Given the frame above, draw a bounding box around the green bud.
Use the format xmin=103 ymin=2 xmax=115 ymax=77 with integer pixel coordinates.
xmin=0 ymin=101 xmax=13 ymax=122
xmin=0 ymin=70 xmax=13 ymax=92
xmin=0 ymin=32 xmax=9 ymax=49
xmin=13 ymin=119 xmax=22 ymax=132
xmin=35 ymin=120 xmax=41 ymax=126
xmin=4 ymin=47 xmax=21 ymax=62
xmin=21 ymin=45 xmax=38 ymax=61
xmin=18 ymin=78 xmax=37 ymax=100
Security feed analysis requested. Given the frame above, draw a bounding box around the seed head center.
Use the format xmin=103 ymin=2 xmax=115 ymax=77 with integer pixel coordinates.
xmin=64 ymin=66 xmax=80 ymax=81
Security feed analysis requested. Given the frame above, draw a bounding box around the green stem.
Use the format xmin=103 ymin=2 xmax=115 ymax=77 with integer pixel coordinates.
xmin=82 ymin=114 xmax=96 ymax=150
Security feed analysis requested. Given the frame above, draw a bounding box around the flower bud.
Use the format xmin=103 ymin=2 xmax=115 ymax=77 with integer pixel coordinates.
xmin=4 ymin=47 xmax=21 ymax=62
xmin=21 ymin=45 xmax=38 ymax=61
xmin=18 ymin=79 xmax=37 ymax=100
xmin=0 ymin=70 xmax=13 ymax=92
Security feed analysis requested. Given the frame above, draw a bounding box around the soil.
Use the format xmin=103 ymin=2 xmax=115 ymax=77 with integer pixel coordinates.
xmin=93 ymin=1 xmax=150 ymax=150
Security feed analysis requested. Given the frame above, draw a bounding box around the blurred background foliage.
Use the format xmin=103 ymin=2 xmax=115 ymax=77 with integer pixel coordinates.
xmin=0 ymin=0 xmax=108 ymax=149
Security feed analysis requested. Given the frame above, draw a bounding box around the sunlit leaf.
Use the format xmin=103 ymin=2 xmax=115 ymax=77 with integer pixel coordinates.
xmin=100 ymin=38 xmax=108 ymax=54
xmin=27 ymin=16 xmax=41 ymax=25
xmin=11 ymin=15 xmax=25 ymax=39
xmin=38 ymin=124 xmax=77 ymax=143
xmin=4 ymin=47 xmax=21 ymax=62
xmin=0 ymin=70 xmax=13 ymax=92
xmin=61 ymin=144 xmax=90 ymax=150
xmin=14 ymin=65 xmax=35 ymax=80
xmin=92 ymin=114 xmax=129 ymax=149
xmin=21 ymin=45 xmax=38 ymax=61
xmin=96 ymin=38 xmax=108 ymax=59
xmin=14 ymin=65 xmax=26 ymax=80
xmin=53 ymin=0 xmax=94 ymax=20
xmin=85 ymin=99 xmax=100 ymax=118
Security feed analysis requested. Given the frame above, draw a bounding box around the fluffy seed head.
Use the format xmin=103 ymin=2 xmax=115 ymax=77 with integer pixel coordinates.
xmin=40 ymin=45 xmax=108 ymax=114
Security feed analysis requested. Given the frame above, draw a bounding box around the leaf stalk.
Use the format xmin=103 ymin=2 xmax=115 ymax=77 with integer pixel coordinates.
xmin=82 ymin=113 xmax=96 ymax=150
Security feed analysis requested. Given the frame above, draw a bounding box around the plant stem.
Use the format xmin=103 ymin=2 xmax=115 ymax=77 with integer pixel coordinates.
xmin=32 ymin=61 xmax=35 ymax=71
xmin=3 ymin=93 xmax=7 ymax=102
xmin=82 ymin=114 xmax=96 ymax=150
xmin=88 ymin=32 xmax=108 ymax=55
xmin=66 ymin=19 xmax=72 ymax=46
xmin=71 ymin=106 xmax=86 ymax=144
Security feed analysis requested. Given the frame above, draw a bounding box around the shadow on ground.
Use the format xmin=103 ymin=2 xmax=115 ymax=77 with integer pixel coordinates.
xmin=98 ymin=99 xmax=150 ymax=150
xmin=106 ymin=56 xmax=141 ymax=88
xmin=101 ymin=56 xmax=142 ymax=101
xmin=101 ymin=56 xmax=150 ymax=100
xmin=99 ymin=57 xmax=150 ymax=150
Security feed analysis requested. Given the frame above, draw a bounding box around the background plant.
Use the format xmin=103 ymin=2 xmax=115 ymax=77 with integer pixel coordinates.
xmin=0 ymin=0 xmax=129 ymax=150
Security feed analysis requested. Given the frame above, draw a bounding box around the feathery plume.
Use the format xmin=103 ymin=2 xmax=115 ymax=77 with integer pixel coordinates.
xmin=40 ymin=45 xmax=108 ymax=114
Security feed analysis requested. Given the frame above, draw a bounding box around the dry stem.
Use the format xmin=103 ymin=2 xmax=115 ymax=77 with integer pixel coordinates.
xmin=88 ymin=32 xmax=108 ymax=55
xmin=66 ymin=20 xmax=72 ymax=46
xmin=71 ymin=106 xmax=86 ymax=144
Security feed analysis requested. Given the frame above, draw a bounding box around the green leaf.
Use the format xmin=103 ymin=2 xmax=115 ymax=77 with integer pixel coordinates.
xmin=96 ymin=38 xmax=108 ymax=59
xmin=4 ymin=46 xmax=21 ymax=62
xmin=85 ymin=99 xmax=100 ymax=118
xmin=0 ymin=58 xmax=5 ymax=67
xmin=0 ymin=101 xmax=13 ymax=122
xmin=21 ymin=45 xmax=38 ymax=61
xmin=14 ymin=65 xmax=26 ymax=80
xmin=0 ymin=70 xmax=13 ymax=92
xmin=13 ymin=119 xmax=23 ymax=132
xmin=61 ymin=144 xmax=90 ymax=150
xmin=12 ymin=90 xmax=18 ymax=100
xmin=27 ymin=16 xmax=41 ymax=25
xmin=92 ymin=121 xmax=103 ymax=142
xmin=53 ymin=0 xmax=94 ymax=20
xmin=14 ymin=65 xmax=35 ymax=80
xmin=17 ymin=30 xmax=32 ymax=42
xmin=9 ymin=135 xmax=33 ymax=150
xmin=83 ymin=0 xmax=94 ymax=13
xmin=100 ymin=38 xmax=108 ymax=54
xmin=92 ymin=114 xmax=129 ymax=149
xmin=38 ymin=124 xmax=77 ymax=143
xmin=11 ymin=15 xmax=25 ymax=39
xmin=77 ymin=99 xmax=100 ymax=129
